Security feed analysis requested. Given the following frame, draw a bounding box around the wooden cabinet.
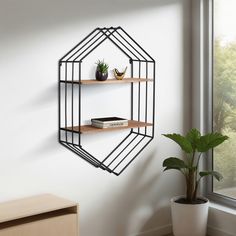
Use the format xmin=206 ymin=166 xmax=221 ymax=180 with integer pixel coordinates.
xmin=0 ymin=194 xmax=79 ymax=236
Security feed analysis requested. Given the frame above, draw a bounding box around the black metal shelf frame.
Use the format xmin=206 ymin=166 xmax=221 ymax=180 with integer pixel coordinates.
xmin=58 ymin=27 xmax=156 ymax=176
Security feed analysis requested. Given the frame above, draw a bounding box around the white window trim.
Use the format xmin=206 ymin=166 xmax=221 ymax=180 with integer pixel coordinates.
xmin=192 ymin=0 xmax=236 ymax=208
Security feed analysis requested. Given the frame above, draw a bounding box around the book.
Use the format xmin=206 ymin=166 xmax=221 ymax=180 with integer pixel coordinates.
xmin=91 ymin=117 xmax=128 ymax=124
xmin=91 ymin=122 xmax=128 ymax=129
xmin=91 ymin=117 xmax=128 ymax=129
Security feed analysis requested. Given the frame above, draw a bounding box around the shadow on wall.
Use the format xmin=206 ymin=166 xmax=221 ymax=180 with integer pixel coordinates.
xmin=138 ymin=206 xmax=171 ymax=236
xmin=0 ymin=0 xmax=179 ymax=41
xmin=82 ymin=149 xmax=171 ymax=236
xmin=20 ymin=84 xmax=57 ymax=111
xmin=19 ymin=132 xmax=60 ymax=162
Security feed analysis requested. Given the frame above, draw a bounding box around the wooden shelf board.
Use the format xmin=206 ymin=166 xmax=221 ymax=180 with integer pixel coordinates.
xmin=62 ymin=120 xmax=153 ymax=134
xmin=60 ymin=78 xmax=153 ymax=85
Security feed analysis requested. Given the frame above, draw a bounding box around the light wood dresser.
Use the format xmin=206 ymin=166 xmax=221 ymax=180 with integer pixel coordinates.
xmin=0 ymin=194 xmax=79 ymax=236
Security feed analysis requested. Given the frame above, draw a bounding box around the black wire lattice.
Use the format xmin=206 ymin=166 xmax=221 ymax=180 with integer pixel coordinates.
xmin=58 ymin=27 xmax=156 ymax=175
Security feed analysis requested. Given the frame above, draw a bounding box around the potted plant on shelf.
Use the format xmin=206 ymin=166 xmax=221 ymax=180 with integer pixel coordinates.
xmin=162 ymin=128 xmax=228 ymax=236
xmin=95 ymin=59 xmax=109 ymax=81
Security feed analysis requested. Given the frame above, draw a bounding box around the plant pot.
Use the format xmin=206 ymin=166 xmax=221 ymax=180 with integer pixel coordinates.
xmin=95 ymin=70 xmax=108 ymax=81
xmin=171 ymin=196 xmax=209 ymax=236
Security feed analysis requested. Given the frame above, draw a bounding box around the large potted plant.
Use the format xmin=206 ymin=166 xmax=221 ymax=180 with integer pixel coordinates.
xmin=162 ymin=128 xmax=228 ymax=236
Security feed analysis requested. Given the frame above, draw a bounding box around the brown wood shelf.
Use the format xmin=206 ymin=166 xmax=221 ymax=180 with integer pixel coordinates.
xmin=62 ymin=120 xmax=153 ymax=134
xmin=60 ymin=78 xmax=153 ymax=85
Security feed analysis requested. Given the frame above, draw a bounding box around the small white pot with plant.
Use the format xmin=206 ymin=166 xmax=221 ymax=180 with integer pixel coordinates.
xmin=162 ymin=128 xmax=228 ymax=236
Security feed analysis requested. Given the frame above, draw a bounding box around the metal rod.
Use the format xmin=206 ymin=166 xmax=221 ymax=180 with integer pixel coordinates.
xmin=77 ymin=28 xmax=115 ymax=62
xmin=60 ymin=142 xmax=100 ymax=167
xmin=80 ymin=147 xmax=111 ymax=171
xmin=131 ymin=131 xmax=152 ymax=138
xmin=152 ymin=63 xmax=156 ymax=138
xmin=60 ymin=142 xmax=96 ymax=166
xmin=59 ymin=140 xmax=77 ymax=146
xmin=72 ymin=144 xmax=103 ymax=167
xmin=98 ymin=27 xmax=116 ymax=30
xmin=112 ymin=136 xmax=145 ymax=171
xmin=107 ymin=29 xmax=140 ymax=60
xmin=138 ymin=61 xmax=141 ymax=133
xmin=119 ymin=27 xmax=155 ymax=62
xmin=66 ymin=30 xmax=102 ymax=62
xmin=100 ymin=132 xmax=132 ymax=164
xmin=72 ymin=28 xmax=110 ymax=62
xmin=58 ymin=62 xmax=61 ymax=142
xmin=131 ymin=59 xmax=154 ymax=63
xmin=60 ymin=61 xmax=83 ymax=63
xmin=98 ymin=28 xmax=132 ymax=60
xmin=72 ymin=145 xmax=99 ymax=164
xmin=65 ymin=63 xmax=68 ymax=142
xmin=60 ymin=80 xmax=78 ymax=84
xmin=60 ymin=141 xmax=104 ymax=168
xmin=145 ymin=62 xmax=148 ymax=134
xmin=71 ymin=63 xmax=74 ymax=144
xmin=131 ymin=60 xmax=134 ymax=133
xmin=117 ymin=138 xmax=153 ymax=175
xmin=115 ymin=30 xmax=147 ymax=61
xmin=78 ymin=62 xmax=81 ymax=146
xmin=60 ymin=28 xmax=99 ymax=61
xmin=107 ymin=134 xmax=139 ymax=167
xmin=60 ymin=59 xmax=154 ymax=63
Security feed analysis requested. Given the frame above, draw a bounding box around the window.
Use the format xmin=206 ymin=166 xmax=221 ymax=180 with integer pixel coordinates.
xmin=212 ymin=0 xmax=236 ymax=202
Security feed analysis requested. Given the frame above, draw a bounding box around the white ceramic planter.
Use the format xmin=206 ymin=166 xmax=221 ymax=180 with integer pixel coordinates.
xmin=171 ymin=196 xmax=209 ymax=236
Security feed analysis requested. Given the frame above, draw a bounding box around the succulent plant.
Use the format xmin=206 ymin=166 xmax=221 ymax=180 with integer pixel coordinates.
xmin=96 ymin=60 xmax=109 ymax=74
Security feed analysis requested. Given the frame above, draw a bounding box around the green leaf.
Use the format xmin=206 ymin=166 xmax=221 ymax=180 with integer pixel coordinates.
xmin=163 ymin=157 xmax=187 ymax=171
xmin=199 ymin=171 xmax=223 ymax=181
xmin=163 ymin=134 xmax=193 ymax=153
xmin=186 ymin=128 xmax=201 ymax=150
xmin=196 ymin=133 xmax=229 ymax=152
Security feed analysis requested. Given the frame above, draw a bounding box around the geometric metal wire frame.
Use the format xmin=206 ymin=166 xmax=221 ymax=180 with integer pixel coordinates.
xmin=58 ymin=27 xmax=156 ymax=175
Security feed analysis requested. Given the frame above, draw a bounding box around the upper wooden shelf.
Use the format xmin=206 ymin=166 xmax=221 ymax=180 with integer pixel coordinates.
xmin=60 ymin=78 xmax=153 ymax=85
xmin=62 ymin=120 xmax=153 ymax=134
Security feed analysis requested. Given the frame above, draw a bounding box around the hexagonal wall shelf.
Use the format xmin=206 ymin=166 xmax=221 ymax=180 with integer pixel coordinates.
xmin=58 ymin=27 xmax=155 ymax=175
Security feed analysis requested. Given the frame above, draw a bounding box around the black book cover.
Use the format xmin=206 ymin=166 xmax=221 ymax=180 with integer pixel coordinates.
xmin=91 ymin=117 xmax=128 ymax=123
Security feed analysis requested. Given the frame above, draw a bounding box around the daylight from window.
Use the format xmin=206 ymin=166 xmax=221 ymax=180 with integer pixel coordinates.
xmin=213 ymin=0 xmax=236 ymax=198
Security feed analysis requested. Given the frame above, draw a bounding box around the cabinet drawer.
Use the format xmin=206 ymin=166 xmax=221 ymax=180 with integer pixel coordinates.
xmin=0 ymin=213 xmax=77 ymax=236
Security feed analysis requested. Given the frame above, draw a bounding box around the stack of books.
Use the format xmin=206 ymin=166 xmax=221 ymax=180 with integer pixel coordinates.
xmin=91 ymin=117 xmax=128 ymax=129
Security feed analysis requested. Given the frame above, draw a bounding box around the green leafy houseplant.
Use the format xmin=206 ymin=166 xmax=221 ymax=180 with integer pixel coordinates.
xmin=96 ymin=60 xmax=109 ymax=73
xmin=163 ymin=128 xmax=228 ymax=204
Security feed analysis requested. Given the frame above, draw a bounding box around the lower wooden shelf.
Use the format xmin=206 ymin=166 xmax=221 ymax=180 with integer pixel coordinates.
xmin=62 ymin=120 xmax=153 ymax=134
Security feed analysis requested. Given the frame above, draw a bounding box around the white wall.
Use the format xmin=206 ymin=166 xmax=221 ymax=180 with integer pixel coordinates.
xmin=0 ymin=0 xmax=191 ymax=235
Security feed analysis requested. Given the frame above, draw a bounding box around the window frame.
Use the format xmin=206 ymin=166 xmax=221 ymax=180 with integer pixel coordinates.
xmin=193 ymin=0 xmax=236 ymax=208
